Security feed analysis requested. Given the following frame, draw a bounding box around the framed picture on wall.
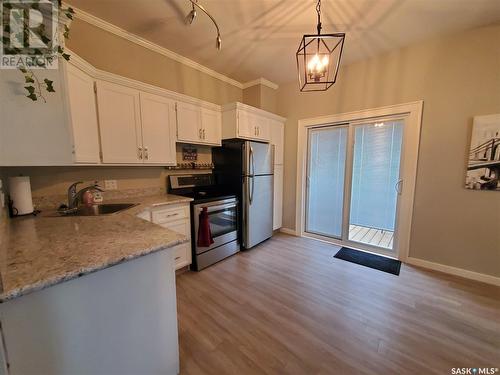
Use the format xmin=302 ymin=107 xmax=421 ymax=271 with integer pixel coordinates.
xmin=465 ymin=114 xmax=500 ymax=191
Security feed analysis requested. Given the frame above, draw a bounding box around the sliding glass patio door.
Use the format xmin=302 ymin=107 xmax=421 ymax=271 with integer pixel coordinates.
xmin=305 ymin=126 xmax=348 ymax=238
xmin=304 ymin=118 xmax=404 ymax=257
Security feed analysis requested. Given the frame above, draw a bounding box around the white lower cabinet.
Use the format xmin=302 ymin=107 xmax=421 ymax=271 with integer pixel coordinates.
xmin=273 ymin=165 xmax=284 ymax=230
xmin=148 ymin=203 xmax=192 ymax=270
xmin=0 ymin=250 xmax=179 ymax=375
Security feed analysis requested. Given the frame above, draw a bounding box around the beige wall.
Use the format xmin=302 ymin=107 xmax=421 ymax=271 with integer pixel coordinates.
xmin=242 ymin=85 xmax=261 ymax=109
xmin=277 ymin=23 xmax=500 ymax=277
xmin=67 ymin=19 xmax=242 ymax=105
xmin=243 ymin=84 xmax=278 ymax=113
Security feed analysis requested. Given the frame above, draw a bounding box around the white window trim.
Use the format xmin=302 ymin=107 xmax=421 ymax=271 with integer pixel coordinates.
xmin=296 ymin=101 xmax=424 ymax=261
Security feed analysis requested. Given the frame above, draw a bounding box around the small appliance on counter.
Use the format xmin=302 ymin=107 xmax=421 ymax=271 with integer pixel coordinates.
xmin=8 ymin=176 xmax=34 ymax=217
xmin=213 ymin=139 xmax=274 ymax=249
xmin=168 ymin=174 xmax=239 ymax=271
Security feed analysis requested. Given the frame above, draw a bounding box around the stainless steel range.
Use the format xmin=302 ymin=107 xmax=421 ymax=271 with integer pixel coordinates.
xmin=168 ymin=174 xmax=239 ymax=271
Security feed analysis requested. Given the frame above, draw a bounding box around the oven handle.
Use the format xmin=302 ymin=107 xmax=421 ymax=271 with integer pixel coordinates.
xmin=198 ymin=202 xmax=237 ymax=213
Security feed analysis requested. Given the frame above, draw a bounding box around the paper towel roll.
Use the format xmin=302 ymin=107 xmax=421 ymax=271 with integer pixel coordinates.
xmin=8 ymin=176 xmax=34 ymax=215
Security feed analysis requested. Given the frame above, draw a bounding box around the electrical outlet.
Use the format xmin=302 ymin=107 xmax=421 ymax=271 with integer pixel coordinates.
xmin=104 ymin=180 xmax=118 ymax=190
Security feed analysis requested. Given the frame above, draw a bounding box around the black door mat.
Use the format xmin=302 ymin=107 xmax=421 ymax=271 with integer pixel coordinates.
xmin=334 ymin=247 xmax=401 ymax=275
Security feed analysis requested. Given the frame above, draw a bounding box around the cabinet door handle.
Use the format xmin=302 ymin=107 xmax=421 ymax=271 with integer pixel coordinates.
xmin=144 ymin=147 xmax=149 ymax=160
xmin=166 ymin=213 xmax=179 ymax=218
xmin=199 ymin=128 xmax=202 ymax=139
xmin=202 ymin=129 xmax=206 ymax=140
xmin=175 ymin=256 xmax=181 ymax=260
xmin=138 ymin=147 xmax=143 ymax=160
xmin=257 ymin=127 xmax=260 ymax=136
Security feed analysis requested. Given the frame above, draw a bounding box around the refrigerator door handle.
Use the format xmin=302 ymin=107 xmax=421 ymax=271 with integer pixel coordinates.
xmin=249 ymin=145 xmax=255 ymax=176
xmin=250 ymin=176 xmax=255 ymax=204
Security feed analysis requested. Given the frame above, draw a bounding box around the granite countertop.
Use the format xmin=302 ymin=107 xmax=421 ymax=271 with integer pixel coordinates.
xmin=0 ymin=194 xmax=193 ymax=303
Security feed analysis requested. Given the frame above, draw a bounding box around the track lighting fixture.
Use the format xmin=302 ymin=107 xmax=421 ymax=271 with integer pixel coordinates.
xmin=186 ymin=3 xmax=197 ymax=25
xmin=185 ymin=0 xmax=222 ymax=51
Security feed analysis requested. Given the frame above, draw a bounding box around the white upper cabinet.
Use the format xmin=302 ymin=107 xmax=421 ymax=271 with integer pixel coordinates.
xmin=176 ymin=102 xmax=221 ymax=146
xmin=0 ymin=61 xmax=99 ymax=166
xmin=236 ymin=110 xmax=257 ymax=139
xmin=139 ymin=92 xmax=176 ymax=165
xmin=269 ymin=119 xmax=284 ymax=165
xmin=222 ymin=102 xmax=284 ymax=143
xmin=201 ymin=108 xmax=222 ymax=145
xmin=96 ymin=81 xmax=142 ymax=164
xmin=96 ymin=81 xmax=177 ymax=165
xmin=0 ymin=51 xmax=221 ymax=166
xmin=65 ymin=64 xmax=101 ymax=163
xmin=254 ymin=114 xmax=270 ymax=140
xmin=176 ymin=101 xmax=202 ymax=143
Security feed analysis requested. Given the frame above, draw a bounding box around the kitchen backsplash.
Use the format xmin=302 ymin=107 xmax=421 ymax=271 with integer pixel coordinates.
xmin=1 ymin=143 xmax=215 ymax=209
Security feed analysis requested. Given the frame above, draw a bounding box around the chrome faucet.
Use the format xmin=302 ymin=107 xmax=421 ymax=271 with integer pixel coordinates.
xmin=67 ymin=181 xmax=104 ymax=209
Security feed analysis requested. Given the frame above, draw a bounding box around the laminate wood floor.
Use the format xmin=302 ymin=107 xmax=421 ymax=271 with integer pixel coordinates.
xmin=176 ymin=233 xmax=500 ymax=375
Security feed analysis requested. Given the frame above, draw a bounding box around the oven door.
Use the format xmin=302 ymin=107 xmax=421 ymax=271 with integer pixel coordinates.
xmin=194 ymin=198 xmax=238 ymax=254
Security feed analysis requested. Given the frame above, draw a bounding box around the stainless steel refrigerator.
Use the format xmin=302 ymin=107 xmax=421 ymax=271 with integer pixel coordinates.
xmin=213 ymin=140 xmax=274 ymax=249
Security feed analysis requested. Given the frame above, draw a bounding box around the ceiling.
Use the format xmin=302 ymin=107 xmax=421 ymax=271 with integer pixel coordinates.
xmin=66 ymin=0 xmax=500 ymax=85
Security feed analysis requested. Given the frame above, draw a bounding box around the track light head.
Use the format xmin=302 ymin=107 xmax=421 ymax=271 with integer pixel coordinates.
xmin=216 ymin=34 xmax=222 ymax=50
xmin=186 ymin=5 xmax=197 ymax=24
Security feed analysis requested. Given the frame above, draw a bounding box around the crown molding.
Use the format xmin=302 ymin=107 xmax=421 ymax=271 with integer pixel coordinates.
xmin=242 ymin=78 xmax=279 ymax=90
xmin=69 ymin=4 xmax=244 ymax=89
xmin=65 ymin=48 xmax=221 ymax=111
xmin=222 ymin=102 xmax=286 ymax=122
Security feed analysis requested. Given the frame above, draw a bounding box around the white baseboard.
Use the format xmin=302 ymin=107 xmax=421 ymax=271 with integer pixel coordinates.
xmin=406 ymin=257 xmax=500 ymax=287
xmin=279 ymin=227 xmax=298 ymax=236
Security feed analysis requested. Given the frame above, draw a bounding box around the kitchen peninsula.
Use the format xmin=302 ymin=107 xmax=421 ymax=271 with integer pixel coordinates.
xmin=0 ymin=194 xmax=191 ymax=375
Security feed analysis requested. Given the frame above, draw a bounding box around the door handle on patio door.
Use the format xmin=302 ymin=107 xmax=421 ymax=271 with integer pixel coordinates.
xmin=395 ymin=179 xmax=403 ymax=195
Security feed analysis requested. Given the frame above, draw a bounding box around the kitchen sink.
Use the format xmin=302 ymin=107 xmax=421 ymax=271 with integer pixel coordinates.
xmin=49 ymin=203 xmax=138 ymax=217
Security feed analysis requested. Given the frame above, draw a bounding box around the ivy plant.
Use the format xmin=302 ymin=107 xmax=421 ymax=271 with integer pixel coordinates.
xmin=3 ymin=0 xmax=75 ymax=102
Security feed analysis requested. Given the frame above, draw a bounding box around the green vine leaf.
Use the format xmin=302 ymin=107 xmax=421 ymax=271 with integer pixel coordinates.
xmin=44 ymin=79 xmax=55 ymax=92
xmin=26 ymin=93 xmax=38 ymax=101
xmin=40 ymin=34 xmax=51 ymax=45
xmin=63 ymin=25 xmax=70 ymax=39
xmin=16 ymin=1 xmax=74 ymax=103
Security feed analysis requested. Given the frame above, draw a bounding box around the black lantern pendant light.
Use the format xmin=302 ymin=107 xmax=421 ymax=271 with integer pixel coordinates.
xmin=296 ymin=0 xmax=345 ymax=92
